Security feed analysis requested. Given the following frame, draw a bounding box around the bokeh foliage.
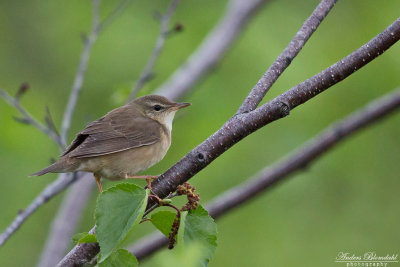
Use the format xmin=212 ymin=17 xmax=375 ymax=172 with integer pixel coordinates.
xmin=0 ymin=0 xmax=399 ymax=266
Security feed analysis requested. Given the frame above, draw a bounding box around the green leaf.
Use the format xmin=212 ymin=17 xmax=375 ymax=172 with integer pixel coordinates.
xmin=96 ymin=183 xmax=148 ymax=262
xmin=150 ymin=210 xmax=177 ymax=237
xmin=77 ymin=234 xmax=97 ymax=244
xmin=177 ymin=205 xmax=217 ymax=267
xmin=71 ymin=232 xmax=88 ymax=245
xmin=99 ymin=249 xmax=138 ymax=267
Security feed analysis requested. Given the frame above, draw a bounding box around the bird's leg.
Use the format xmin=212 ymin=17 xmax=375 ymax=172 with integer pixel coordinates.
xmin=125 ymin=175 xmax=158 ymax=190
xmin=94 ymin=174 xmax=103 ymax=193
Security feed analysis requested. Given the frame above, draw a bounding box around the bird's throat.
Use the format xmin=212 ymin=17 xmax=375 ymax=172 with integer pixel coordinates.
xmin=161 ymin=111 xmax=177 ymax=133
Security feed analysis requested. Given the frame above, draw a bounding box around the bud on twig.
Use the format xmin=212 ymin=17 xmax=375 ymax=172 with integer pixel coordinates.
xmin=15 ymin=82 xmax=30 ymax=101
xmin=174 ymin=22 xmax=183 ymax=32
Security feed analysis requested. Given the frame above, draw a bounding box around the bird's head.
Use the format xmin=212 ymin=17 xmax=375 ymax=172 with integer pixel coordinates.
xmin=129 ymin=95 xmax=191 ymax=131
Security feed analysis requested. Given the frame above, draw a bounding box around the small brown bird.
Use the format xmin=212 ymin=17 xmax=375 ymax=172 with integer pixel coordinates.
xmin=31 ymin=95 xmax=190 ymax=193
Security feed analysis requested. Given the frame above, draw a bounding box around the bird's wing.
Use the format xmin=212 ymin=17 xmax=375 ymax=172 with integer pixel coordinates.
xmin=62 ymin=106 xmax=161 ymax=158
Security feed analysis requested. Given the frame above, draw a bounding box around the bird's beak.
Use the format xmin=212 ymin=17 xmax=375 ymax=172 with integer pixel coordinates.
xmin=172 ymin=102 xmax=191 ymax=110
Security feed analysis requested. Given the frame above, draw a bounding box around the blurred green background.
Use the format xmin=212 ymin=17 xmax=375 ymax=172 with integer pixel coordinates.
xmin=1 ymin=0 xmax=399 ymax=266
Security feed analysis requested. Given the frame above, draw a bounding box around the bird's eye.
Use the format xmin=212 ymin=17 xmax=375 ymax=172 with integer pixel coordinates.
xmin=153 ymin=105 xmax=162 ymax=111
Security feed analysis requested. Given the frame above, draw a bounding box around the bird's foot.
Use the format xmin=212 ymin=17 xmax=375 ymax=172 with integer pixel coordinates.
xmin=94 ymin=174 xmax=103 ymax=194
xmin=125 ymin=175 xmax=158 ymax=190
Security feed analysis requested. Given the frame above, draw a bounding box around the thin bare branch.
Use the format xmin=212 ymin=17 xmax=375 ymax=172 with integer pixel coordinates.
xmin=57 ymin=16 xmax=400 ymax=267
xmin=154 ymin=0 xmax=269 ymax=100
xmin=45 ymin=106 xmax=60 ymax=136
xmin=0 ymin=89 xmax=64 ymax=148
xmin=0 ymin=173 xmax=77 ymax=247
xmin=130 ymin=87 xmax=400 ymax=260
xmin=237 ymin=0 xmax=337 ymax=114
xmin=60 ymin=0 xmax=134 ymax=142
xmin=130 ymin=0 xmax=181 ymax=100
xmin=60 ymin=0 xmax=101 ymax=144
xmin=98 ymin=0 xmax=132 ymax=33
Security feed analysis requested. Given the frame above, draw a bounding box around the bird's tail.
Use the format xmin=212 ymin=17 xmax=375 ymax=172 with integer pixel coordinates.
xmin=30 ymin=162 xmax=63 ymax=176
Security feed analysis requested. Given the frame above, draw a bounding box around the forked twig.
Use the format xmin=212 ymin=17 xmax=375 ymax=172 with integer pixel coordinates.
xmin=130 ymin=0 xmax=181 ymax=100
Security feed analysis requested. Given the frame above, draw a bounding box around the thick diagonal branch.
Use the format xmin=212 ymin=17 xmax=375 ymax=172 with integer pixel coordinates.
xmin=130 ymin=87 xmax=400 ymax=260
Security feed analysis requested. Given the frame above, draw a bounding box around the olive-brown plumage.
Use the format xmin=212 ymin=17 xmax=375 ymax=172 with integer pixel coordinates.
xmin=31 ymin=95 xmax=190 ymax=192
